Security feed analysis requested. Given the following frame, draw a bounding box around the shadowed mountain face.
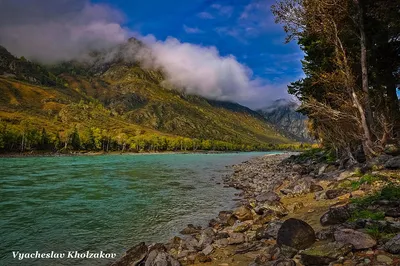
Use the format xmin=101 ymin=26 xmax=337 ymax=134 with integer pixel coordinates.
xmin=258 ymin=99 xmax=312 ymax=142
xmin=0 ymin=42 xmax=293 ymax=152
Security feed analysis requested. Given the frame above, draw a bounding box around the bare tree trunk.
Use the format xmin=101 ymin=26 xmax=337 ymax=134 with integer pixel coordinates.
xmin=21 ymin=133 xmax=25 ymax=152
xmin=354 ymin=0 xmax=374 ymax=131
xmin=333 ymin=20 xmax=375 ymax=157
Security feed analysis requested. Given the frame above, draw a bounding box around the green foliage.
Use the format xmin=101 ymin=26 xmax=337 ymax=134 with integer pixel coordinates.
xmin=349 ymin=210 xmax=385 ymax=222
xmin=351 ymin=184 xmax=400 ymax=206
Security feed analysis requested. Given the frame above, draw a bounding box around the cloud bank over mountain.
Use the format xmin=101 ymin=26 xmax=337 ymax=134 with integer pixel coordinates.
xmin=0 ymin=0 xmax=291 ymax=108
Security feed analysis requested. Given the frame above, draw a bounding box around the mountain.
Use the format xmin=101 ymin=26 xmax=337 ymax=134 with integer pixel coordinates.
xmin=258 ymin=99 xmax=312 ymax=142
xmin=0 ymin=43 xmax=294 ymax=152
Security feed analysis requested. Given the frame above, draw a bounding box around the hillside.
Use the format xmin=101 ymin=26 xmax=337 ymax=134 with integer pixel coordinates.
xmin=0 ymin=43 xmax=294 ymax=153
xmin=258 ymin=99 xmax=312 ymax=142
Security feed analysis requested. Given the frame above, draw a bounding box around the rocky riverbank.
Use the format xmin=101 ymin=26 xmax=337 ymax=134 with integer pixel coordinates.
xmin=112 ymin=152 xmax=400 ymax=266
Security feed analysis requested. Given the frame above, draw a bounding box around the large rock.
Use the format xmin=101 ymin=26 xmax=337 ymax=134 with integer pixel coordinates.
xmin=300 ymin=242 xmax=352 ymax=266
xmin=181 ymin=235 xmax=200 ymax=251
xmin=218 ymin=211 xmax=237 ymax=226
xmin=233 ymin=222 xmax=251 ymax=233
xmin=233 ymin=206 xmax=253 ymax=221
xmin=111 ymin=242 xmax=148 ymax=266
xmin=198 ymin=228 xmax=215 ymax=249
xmin=384 ymin=234 xmax=400 ymax=254
xmin=179 ymin=224 xmax=201 ymax=235
xmin=228 ymin=232 xmax=245 ymax=245
xmin=385 ymin=156 xmax=400 ymax=169
xmin=320 ymin=204 xmax=352 ymax=226
xmin=334 ymin=229 xmax=376 ymax=250
xmin=277 ymin=218 xmax=316 ymax=250
xmin=256 ymin=191 xmax=281 ymax=203
xmin=145 ymin=244 xmax=180 ymax=266
xmin=255 ymin=221 xmax=283 ymax=240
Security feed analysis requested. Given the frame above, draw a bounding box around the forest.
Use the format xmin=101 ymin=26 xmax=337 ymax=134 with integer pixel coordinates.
xmin=272 ymin=0 xmax=400 ymax=162
xmin=0 ymin=118 xmax=308 ymax=153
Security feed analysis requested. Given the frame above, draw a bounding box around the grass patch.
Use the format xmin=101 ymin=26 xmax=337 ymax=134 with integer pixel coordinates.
xmin=349 ymin=210 xmax=385 ymax=222
xmin=365 ymin=225 xmax=397 ymax=241
xmin=351 ymin=184 xmax=400 ymax=206
xmin=350 ymin=174 xmax=381 ymax=190
xmin=296 ymin=148 xmax=337 ymax=163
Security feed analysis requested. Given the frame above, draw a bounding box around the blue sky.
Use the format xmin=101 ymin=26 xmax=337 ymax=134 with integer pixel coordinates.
xmin=93 ymin=0 xmax=304 ymax=97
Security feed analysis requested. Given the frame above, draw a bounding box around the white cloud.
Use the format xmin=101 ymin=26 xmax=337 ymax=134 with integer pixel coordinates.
xmin=0 ymin=0 xmax=129 ymax=64
xmin=135 ymin=36 xmax=288 ymax=108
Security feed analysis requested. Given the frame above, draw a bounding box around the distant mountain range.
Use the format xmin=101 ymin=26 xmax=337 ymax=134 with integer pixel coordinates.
xmin=258 ymin=99 xmax=312 ymax=142
xmin=0 ymin=40 xmax=299 ymax=152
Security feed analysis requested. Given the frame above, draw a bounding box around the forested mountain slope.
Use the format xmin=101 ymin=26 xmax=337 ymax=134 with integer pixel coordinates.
xmin=0 ymin=44 xmax=293 ymax=153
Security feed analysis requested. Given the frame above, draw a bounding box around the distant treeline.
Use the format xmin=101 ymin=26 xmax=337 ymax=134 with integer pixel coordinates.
xmin=0 ymin=122 xmax=312 ymax=153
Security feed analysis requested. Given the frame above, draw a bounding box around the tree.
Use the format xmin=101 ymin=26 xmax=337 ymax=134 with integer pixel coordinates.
xmin=70 ymin=127 xmax=81 ymax=150
xmin=39 ymin=128 xmax=50 ymax=150
xmin=272 ymin=0 xmax=400 ymax=160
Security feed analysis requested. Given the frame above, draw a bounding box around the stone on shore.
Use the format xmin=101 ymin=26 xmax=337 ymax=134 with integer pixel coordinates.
xmin=255 ymin=201 xmax=289 ymax=217
xmin=300 ymin=242 xmax=353 ymax=266
xmin=111 ymin=242 xmax=148 ymax=266
xmin=145 ymin=244 xmax=180 ymax=266
xmin=233 ymin=206 xmax=253 ymax=221
xmin=233 ymin=221 xmax=251 ymax=233
xmin=198 ymin=228 xmax=215 ymax=249
xmin=320 ymin=204 xmax=352 ymax=226
xmin=384 ymin=234 xmax=400 ymax=254
xmin=256 ymin=221 xmax=283 ymax=240
xmin=385 ymin=156 xmax=400 ymax=169
xmin=277 ymin=218 xmax=316 ymax=250
xmin=256 ymin=191 xmax=281 ymax=203
xmin=179 ymin=224 xmax=201 ymax=235
xmin=228 ymin=232 xmax=246 ymax=245
xmin=334 ymin=228 xmax=376 ymax=250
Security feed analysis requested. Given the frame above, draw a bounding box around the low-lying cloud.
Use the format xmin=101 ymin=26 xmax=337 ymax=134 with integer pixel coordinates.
xmin=136 ymin=36 xmax=288 ymax=107
xmin=0 ymin=0 xmax=129 ymax=63
xmin=0 ymin=0 xmax=290 ymax=108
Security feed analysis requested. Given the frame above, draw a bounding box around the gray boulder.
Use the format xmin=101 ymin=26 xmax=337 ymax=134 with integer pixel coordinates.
xmin=256 ymin=191 xmax=281 ymax=203
xmin=255 ymin=221 xmax=283 ymax=240
xmin=384 ymin=234 xmax=400 ymax=254
xmin=334 ymin=228 xmax=376 ymax=250
xmin=320 ymin=204 xmax=352 ymax=226
xmin=145 ymin=244 xmax=180 ymax=266
xmin=198 ymin=228 xmax=215 ymax=249
xmin=385 ymin=156 xmax=400 ymax=169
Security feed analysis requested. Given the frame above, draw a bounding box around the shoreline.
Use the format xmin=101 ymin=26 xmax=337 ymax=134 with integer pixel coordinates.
xmin=112 ymin=152 xmax=400 ymax=266
xmin=0 ymin=150 xmax=284 ymax=159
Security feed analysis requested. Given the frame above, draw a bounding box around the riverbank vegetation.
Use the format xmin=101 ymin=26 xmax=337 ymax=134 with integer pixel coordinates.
xmin=272 ymin=0 xmax=400 ymax=162
xmin=0 ymin=118 xmax=313 ymax=154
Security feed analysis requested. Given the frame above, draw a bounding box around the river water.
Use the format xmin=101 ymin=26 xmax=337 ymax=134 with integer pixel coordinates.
xmin=0 ymin=152 xmax=280 ymax=265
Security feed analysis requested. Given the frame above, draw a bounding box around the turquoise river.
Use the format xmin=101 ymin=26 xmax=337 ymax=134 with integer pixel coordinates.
xmin=0 ymin=152 xmax=280 ymax=265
